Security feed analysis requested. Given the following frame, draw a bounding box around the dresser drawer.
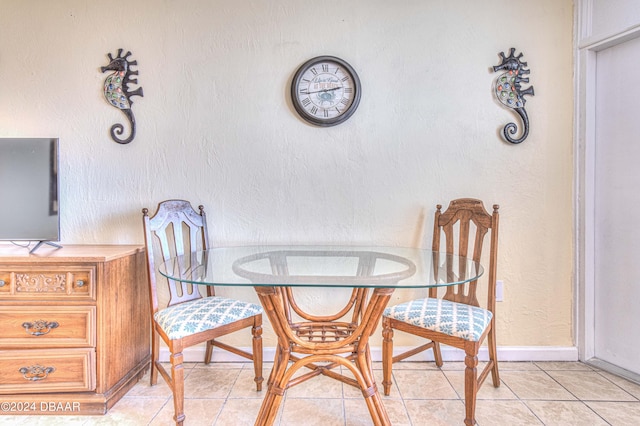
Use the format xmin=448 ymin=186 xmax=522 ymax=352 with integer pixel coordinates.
xmin=0 ymin=266 xmax=95 ymax=300
xmin=0 ymin=306 xmax=96 ymax=348
xmin=0 ymin=348 xmax=96 ymax=394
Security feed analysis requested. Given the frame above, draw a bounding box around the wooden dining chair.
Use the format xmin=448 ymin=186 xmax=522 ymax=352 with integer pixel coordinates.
xmin=382 ymin=198 xmax=500 ymax=426
xmin=142 ymin=199 xmax=263 ymax=426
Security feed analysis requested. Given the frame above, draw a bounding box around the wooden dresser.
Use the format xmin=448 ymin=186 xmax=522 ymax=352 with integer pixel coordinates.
xmin=0 ymin=245 xmax=150 ymax=415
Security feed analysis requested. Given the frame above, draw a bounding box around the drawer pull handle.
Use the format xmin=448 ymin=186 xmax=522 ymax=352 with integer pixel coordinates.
xmin=76 ymin=280 xmax=85 ymax=287
xmin=0 ymin=279 xmax=5 ymax=287
xmin=19 ymin=365 xmax=56 ymax=381
xmin=22 ymin=320 xmax=60 ymax=336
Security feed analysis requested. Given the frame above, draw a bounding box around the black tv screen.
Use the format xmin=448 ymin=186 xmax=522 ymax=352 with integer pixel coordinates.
xmin=0 ymin=138 xmax=60 ymax=243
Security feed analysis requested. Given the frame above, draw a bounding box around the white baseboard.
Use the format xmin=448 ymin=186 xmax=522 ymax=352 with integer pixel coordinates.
xmin=159 ymin=345 xmax=578 ymax=363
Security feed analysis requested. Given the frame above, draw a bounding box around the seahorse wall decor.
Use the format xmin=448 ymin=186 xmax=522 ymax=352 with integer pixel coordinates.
xmin=492 ymin=48 xmax=535 ymax=144
xmin=101 ymin=49 xmax=144 ymax=144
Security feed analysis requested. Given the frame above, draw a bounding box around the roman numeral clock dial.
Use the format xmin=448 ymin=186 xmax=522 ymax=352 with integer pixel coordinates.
xmin=291 ymin=56 xmax=362 ymax=127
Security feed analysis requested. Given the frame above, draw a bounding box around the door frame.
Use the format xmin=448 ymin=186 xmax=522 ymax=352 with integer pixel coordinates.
xmin=575 ymin=4 xmax=640 ymax=380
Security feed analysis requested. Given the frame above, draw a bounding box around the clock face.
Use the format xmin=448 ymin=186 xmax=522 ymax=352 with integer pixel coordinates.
xmin=291 ymin=56 xmax=361 ymax=127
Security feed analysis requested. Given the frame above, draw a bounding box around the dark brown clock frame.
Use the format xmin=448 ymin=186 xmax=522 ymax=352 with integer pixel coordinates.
xmin=290 ymin=56 xmax=362 ymax=127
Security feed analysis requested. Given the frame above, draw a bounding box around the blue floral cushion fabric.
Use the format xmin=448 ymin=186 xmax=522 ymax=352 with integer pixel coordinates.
xmin=155 ymin=296 xmax=263 ymax=340
xmin=383 ymin=297 xmax=492 ymax=342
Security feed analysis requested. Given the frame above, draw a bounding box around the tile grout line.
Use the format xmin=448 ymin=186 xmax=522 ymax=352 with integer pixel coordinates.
xmin=534 ymin=364 xmax=614 ymax=425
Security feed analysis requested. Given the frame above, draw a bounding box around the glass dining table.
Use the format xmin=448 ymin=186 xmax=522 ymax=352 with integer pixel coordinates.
xmin=159 ymin=245 xmax=483 ymax=426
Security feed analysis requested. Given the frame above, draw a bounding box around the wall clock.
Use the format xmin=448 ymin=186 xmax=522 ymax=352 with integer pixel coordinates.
xmin=291 ymin=56 xmax=362 ymax=127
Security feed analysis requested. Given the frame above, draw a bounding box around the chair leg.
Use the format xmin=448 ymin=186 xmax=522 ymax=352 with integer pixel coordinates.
xmin=170 ymin=350 xmax=186 ymax=426
xmin=487 ymin=324 xmax=500 ymax=387
xmin=150 ymin=329 xmax=160 ymax=386
xmin=381 ymin=317 xmax=394 ymax=396
xmin=204 ymin=340 xmax=214 ymax=364
xmin=432 ymin=341 xmax=444 ymax=367
xmin=252 ymin=316 xmax=264 ymax=391
xmin=463 ymin=348 xmax=479 ymax=426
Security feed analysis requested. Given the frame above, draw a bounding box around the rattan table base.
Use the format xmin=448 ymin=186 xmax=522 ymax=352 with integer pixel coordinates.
xmin=253 ymin=286 xmax=394 ymax=426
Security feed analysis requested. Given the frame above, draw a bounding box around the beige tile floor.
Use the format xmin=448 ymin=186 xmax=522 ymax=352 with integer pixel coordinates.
xmin=2 ymin=361 xmax=640 ymax=425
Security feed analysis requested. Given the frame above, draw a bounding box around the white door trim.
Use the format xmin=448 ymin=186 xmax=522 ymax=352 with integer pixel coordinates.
xmin=575 ymin=3 xmax=640 ymax=366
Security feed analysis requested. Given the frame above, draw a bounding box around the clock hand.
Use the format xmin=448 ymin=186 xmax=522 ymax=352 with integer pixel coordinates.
xmin=302 ymin=87 xmax=342 ymax=95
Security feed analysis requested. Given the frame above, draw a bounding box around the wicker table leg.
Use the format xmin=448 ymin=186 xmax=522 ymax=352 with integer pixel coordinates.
xmin=255 ymin=346 xmax=290 ymax=425
xmin=253 ymin=286 xmax=394 ymax=426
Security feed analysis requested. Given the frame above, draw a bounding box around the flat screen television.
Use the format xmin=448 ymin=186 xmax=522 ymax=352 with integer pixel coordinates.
xmin=0 ymin=138 xmax=61 ymax=253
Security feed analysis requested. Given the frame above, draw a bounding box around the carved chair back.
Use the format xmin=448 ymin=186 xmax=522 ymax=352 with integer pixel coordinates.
xmin=429 ymin=198 xmax=499 ymax=313
xmin=142 ymin=200 xmax=211 ymax=313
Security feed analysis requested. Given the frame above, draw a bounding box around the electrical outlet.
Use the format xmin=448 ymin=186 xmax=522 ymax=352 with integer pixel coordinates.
xmin=496 ymin=280 xmax=504 ymax=302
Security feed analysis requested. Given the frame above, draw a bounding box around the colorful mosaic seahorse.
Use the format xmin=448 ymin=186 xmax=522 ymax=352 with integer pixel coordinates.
xmin=101 ymin=49 xmax=144 ymax=144
xmin=493 ymin=48 xmax=535 ymax=144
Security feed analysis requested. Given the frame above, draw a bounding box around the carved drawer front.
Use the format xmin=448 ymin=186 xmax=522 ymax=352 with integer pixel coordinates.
xmin=0 ymin=266 xmax=95 ymax=300
xmin=0 ymin=348 xmax=96 ymax=394
xmin=0 ymin=306 xmax=96 ymax=348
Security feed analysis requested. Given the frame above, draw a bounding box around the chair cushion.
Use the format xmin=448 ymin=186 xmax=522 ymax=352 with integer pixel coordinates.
xmin=154 ymin=296 xmax=263 ymax=340
xmin=383 ymin=297 xmax=492 ymax=342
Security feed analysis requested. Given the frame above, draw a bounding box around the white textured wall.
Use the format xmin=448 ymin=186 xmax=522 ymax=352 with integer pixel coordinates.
xmin=0 ymin=0 xmax=574 ymax=347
